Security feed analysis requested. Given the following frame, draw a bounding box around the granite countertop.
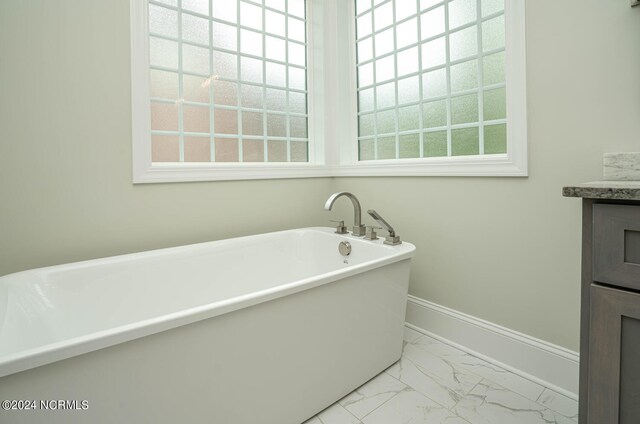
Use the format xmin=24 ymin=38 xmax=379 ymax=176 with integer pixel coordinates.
xmin=563 ymin=181 xmax=640 ymax=200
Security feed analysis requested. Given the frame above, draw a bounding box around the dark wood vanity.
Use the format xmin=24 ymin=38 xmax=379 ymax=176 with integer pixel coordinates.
xmin=564 ymin=182 xmax=640 ymax=424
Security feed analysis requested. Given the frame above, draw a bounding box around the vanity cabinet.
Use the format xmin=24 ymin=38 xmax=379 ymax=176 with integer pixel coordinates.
xmin=572 ymin=197 xmax=640 ymax=424
xmin=588 ymin=284 xmax=640 ymax=424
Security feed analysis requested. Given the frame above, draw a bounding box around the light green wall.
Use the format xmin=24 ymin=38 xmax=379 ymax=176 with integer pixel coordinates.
xmin=333 ymin=0 xmax=640 ymax=351
xmin=1 ymin=0 xmax=638 ymax=352
xmin=0 ymin=1 xmax=332 ymax=276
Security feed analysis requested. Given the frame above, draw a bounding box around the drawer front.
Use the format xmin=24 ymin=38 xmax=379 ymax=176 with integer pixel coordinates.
xmin=593 ymin=204 xmax=640 ymax=291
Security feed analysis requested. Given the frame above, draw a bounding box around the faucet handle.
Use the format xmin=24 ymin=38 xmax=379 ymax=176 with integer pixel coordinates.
xmin=383 ymin=234 xmax=402 ymax=246
xmin=367 ymin=210 xmax=402 ymax=245
xmin=364 ymin=225 xmax=382 ymax=241
xmin=329 ymin=220 xmax=348 ymax=234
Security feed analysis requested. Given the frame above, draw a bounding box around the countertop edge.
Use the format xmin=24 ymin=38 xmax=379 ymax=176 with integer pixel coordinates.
xmin=563 ymin=182 xmax=640 ymax=201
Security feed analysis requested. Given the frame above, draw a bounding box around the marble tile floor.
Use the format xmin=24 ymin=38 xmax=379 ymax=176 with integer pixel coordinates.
xmin=303 ymin=326 xmax=578 ymax=424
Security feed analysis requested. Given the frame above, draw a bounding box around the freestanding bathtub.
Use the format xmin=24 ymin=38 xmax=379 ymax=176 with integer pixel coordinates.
xmin=0 ymin=227 xmax=415 ymax=424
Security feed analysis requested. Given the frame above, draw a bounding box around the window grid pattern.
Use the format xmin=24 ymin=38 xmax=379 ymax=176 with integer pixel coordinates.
xmin=355 ymin=0 xmax=506 ymax=161
xmin=148 ymin=0 xmax=309 ymax=163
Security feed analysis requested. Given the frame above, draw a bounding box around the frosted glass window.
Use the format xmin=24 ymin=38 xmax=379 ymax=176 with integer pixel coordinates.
xmin=149 ymin=5 xmax=178 ymax=38
xmin=213 ymin=80 xmax=238 ymax=106
xmin=482 ymin=0 xmax=504 ymax=17
xmin=421 ymin=6 xmax=445 ymax=39
xmin=212 ymin=0 xmax=237 ymax=23
xmin=265 ymin=36 xmax=286 ymax=62
xmin=266 ymin=88 xmax=287 ymax=111
xmin=150 ymin=70 xmax=179 ymax=99
xmin=396 ymin=18 xmax=418 ymax=49
xmin=356 ymin=0 xmax=372 ymax=15
xmin=183 ymin=105 xmax=210 ymax=133
xmin=289 ymin=42 xmax=306 ymax=66
xmin=450 ymin=59 xmax=478 ymax=93
xmin=213 ymin=51 xmax=237 ymax=79
xmin=288 ymin=66 xmax=306 ymax=90
xmin=482 ymin=15 xmax=505 ymax=52
xmin=448 ymin=0 xmax=477 ymax=29
xmin=359 ymin=113 xmax=376 ymax=136
xmin=182 ymin=13 xmax=209 ymax=45
xmin=184 ymin=137 xmax=211 ymax=162
xmin=374 ymin=2 xmax=393 ymax=31
xmin=423 ymin=131 xmax=447 ymax=157
xmin=422 ymin=37 xmax=446 ymax=69
xmin=376 ymin=82 xmax=396 ymax=109
xmin=450 ymin=25 xmax=478 ymax=62
xmin=375 ymin=56 xmax=395 ymax=83
xmin=358 ymin=63 xmax=374 ymax=87
xmin=150 ymin=37 xmax=178 ymax=69
xmin=357 ymin=13 xmax=373 ymax=38
xmin=240 ymin=57 xmax=262 ymax=84
xmin=148 ymin=0 xmax=308 ymax=163
xmin=355 ymin=0 xmax=507 ymax=160
xmin=451 ymin=93 xmax=479 ymax=124
xmin=182 ymin=44 xmax=210 ymax=74
xmin=240 ymin=2 xmax=262 ymax=30
xmin=152 ymin=135 xmax=180 ymax=162
xmin=452 ymin=127 xmax=479 ymax=156
xmin=398 ymin=105 xmax=420 ymax=132
xmin=241 ymin=30 xmax=263 ymax=57
xmin=483 ymin=51 xmax=505 ymax=85
xmin=182 ymin=74 xmax=209 ymax=103
xmin=397 ymin=76 xmax=420 ymax=104
xmin=377 ymin=110 xmax=396 ymax=134
xmin=395 ymin=0 xmax=417 ymax=22
xmin=422 ymin=68 xmax=447 ymax=99
xmin=423 ymin=100 xmax=447 ymax=128
xmin=359 ymin=88 xmax=375 ymax=112
xmin=421 ymin=0 xmax=443 ymax=10
xmin=288 ymin=17 xmax=306 ymax=43
xmin=212 ymin=22 xmax=237 ymax=51
xmin=265 ymin=10 xmax=286 ymax=37
xmin=288 ymin=0 xmax=306 ymax=19
xmin=266 ymin=62 xmax=287 ymax=87
xmin=241 ymin=84 xmax=263 ymax=109
xmin=358 ymin=37 xmax=374 ymax=62
xmin=399 ymin=134 xmax=420 ymax=158
xmin=375 ymin=28 xmax=395 ymax=57
xmin=397 ymin=47 xmax=419 ymax=77
xmin=182 ymin=0 xmax=208 ymax=16
xmin=288 ymin=91 xmax=307 ymax=114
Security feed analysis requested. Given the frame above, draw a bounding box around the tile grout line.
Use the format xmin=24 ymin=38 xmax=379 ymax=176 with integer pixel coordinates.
xmin=408 ymin=328 xmax=548 ymax=399
xmin=408 ymin=328 xmax=578 ymax=421
xmin=356 ymin=388 xmax=404 ymax=422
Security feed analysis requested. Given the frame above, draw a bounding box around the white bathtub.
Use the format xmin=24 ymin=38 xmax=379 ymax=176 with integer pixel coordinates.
xmin=0 ymin=227 xmax=415 ymax=424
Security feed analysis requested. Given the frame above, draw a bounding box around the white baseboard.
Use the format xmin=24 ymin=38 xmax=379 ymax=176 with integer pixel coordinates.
xmin=405 ymin=295 xmax=579 ymax=400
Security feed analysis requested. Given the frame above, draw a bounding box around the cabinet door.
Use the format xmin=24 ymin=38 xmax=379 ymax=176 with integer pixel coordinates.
xmin=589 ymin=284 xmax=640 ymax=424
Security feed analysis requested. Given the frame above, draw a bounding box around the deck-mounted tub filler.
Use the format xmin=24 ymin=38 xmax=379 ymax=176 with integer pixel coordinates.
xmin=0 ymin=227 xmax=415 ymax=424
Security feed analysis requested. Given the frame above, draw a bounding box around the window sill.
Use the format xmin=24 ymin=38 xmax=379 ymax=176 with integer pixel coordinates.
xmin=133 ymin=155 xmax=527 ymax=183
xmin=331 ymin=154 xmax=528 ymax=177
xmin=133 ymin=163 xmax=333 ymax=183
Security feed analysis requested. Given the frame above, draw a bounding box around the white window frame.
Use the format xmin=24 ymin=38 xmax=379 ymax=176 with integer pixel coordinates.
xmin=130 ymin=0 xmax=527 ymax=183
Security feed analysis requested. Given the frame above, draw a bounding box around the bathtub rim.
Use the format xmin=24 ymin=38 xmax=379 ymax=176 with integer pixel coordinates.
xmin=0 ymin=227 xmax=415 ymax=378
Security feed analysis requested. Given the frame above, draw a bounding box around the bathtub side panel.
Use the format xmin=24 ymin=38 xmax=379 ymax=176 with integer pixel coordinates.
xmin=0 ymin=260 xmax=411 ymax=424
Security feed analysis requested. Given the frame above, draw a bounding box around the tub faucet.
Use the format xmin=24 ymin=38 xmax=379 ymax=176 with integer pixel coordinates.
xmin=367 ymin=209 xmax=402 ymax=245
xmin=324 ymin=192 xmax=366 ymax=237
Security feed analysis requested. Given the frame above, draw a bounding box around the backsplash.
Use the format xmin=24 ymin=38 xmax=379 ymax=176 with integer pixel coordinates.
xmin=603 ymin=152 xmax=640 ymax=181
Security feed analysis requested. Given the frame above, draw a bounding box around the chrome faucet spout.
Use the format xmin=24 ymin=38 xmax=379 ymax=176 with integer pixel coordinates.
xmin=324 ymin=192 xmax=366 ymax=236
